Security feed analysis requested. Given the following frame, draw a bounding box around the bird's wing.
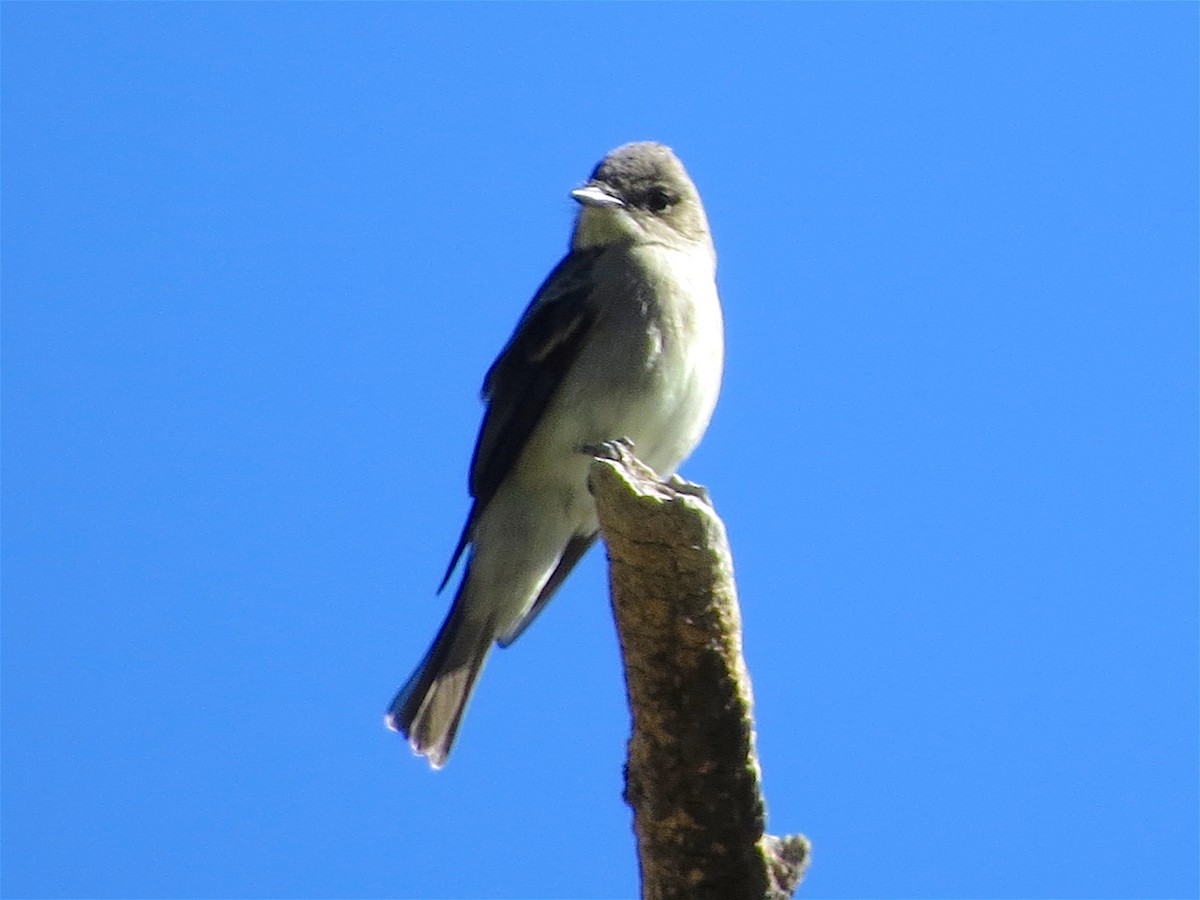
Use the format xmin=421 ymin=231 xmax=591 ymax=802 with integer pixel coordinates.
xmin=438 ymin=248 xmax=602 ymax=591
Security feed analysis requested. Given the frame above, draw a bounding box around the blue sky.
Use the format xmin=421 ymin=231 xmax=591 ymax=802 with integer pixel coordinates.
xmin=3 ymin=4 xmax=1196 ymax=899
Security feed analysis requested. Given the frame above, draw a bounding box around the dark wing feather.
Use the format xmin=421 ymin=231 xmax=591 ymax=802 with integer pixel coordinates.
xmin=438 ymin=248 xmax=601 ymax=591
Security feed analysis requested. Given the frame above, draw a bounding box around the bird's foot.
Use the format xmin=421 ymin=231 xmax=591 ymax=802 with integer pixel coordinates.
xmin=580 ymin=436 xmax=636 ymax=462
xmin=666 ymin=474 xmax=713 ymax=507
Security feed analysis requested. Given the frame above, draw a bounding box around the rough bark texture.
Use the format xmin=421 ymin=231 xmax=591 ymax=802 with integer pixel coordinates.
xmin=588 ymin=446 xmax=810 ymax=900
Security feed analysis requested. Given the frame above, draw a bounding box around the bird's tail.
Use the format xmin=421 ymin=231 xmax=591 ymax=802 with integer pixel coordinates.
xmin=386 ymin=600 xmax=495 ymax=769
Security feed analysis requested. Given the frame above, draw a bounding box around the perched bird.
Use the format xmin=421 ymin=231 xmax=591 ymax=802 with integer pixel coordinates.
xmin=387 ymin=142 xmax=724 ymax=767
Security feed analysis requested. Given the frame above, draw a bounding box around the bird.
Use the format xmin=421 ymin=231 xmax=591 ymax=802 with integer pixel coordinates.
xmin=386 ymin=141 xmax=724 ymax=768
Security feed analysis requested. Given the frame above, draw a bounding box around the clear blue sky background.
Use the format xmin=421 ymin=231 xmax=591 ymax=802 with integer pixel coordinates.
xmin=3 ymin=4 xmax=1196 ymax=899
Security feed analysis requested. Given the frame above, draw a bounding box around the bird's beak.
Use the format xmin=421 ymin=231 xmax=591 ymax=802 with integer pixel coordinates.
xmin=571 ymin=185 xmax=624 ymax=208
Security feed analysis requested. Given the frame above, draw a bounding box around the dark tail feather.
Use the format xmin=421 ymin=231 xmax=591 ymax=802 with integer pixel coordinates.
xmin=386 ymin=601 xmax=493 ymax=769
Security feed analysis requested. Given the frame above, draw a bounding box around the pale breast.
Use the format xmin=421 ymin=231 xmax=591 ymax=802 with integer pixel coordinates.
xmin=514 ymin=239 xmax=723 ymax=491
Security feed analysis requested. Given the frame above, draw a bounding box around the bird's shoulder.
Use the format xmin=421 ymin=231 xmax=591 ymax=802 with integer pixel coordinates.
xmin=480 ymin=247 xmax=605 ymax=400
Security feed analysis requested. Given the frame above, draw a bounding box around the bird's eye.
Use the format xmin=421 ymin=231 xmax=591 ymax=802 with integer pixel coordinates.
xmin=643 ymin=187 xmax=675 ymax=212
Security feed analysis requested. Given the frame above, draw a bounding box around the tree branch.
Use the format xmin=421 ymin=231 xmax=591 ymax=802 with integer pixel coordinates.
xmin=587 ymin=446 xmax=810 ymax=900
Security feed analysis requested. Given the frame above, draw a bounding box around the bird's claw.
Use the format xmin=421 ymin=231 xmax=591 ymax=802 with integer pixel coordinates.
xmin=580 ymin=436 xmax=636 ymax=462
xmin=667 ymin=474 xmax=713 ymax=506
